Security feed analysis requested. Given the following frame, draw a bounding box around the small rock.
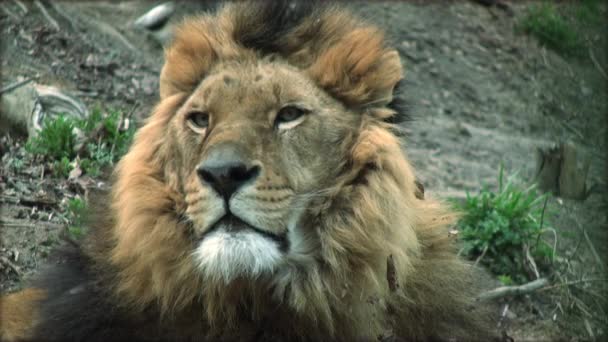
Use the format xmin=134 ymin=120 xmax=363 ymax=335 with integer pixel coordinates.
xmin=506 ymin=309 xmax=517 ymax=320
xmin=84 ymin=54 xmax=100 ymax=67
xmin=141 ymin=75 xmax=157 ymax=96
xmin=455 ymin=123 xmax=472 ymax=137
xmin=68 ymin=165 xmax=82 ymax=180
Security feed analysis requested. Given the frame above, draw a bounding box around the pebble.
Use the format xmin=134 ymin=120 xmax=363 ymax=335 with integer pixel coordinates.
xmin=458 ymin=124 xmax=472 ymax=137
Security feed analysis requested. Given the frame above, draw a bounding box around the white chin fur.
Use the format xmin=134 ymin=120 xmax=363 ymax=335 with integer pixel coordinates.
xmin=192 ymin=227 xmax=282 ymax=283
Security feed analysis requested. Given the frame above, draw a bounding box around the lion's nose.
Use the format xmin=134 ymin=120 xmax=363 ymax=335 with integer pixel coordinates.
xmin=197 ymin=144 xmax=260 ymax=200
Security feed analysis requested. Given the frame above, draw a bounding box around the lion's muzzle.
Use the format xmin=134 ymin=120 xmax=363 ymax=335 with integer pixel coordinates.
xmin=197 ymin=142 xmax=261 ymax=201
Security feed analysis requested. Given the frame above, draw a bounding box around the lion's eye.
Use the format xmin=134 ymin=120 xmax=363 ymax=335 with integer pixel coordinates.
xmin=187 ymin=111 xmax=209 ymax=129
xmin=275 ymin=106 xmax=308 ymax=128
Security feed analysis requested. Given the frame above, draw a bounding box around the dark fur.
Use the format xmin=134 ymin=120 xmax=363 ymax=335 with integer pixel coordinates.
xmin=233 ymin=0 xmax=322 ymax=54
xmin=385 ymin=79 xmax=412 ymax=126
xmin=27 ymin=190 xmax=146 ymax=341
xmin=30 ymin=246 xmax=137 ymax=341
xmin=29 ymin=192 xmax=205 ymax=342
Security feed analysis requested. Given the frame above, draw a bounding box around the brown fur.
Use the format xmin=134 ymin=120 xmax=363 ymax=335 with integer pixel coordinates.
xmin=0 ymin=289 xmax=46 ymax=341
xmin=1 ymin=2 xmax=497 ymax=341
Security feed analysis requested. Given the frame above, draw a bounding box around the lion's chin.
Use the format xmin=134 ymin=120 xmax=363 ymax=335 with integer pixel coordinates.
xmin=192 ymin=222 xmax=284 ymax=284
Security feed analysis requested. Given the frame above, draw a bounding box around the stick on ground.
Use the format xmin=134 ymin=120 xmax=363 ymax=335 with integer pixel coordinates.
xmin=476 ymin=278 xmax=549 ymax=301
xmin=0 ymin=77 xmax=34 ymax=95
xmin=34 ymin=0 xmax=60 ymax=30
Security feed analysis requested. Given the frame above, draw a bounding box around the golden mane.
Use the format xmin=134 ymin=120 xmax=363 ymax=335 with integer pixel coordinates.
xmin=160 ymin=2 xmax=401 ymax=109
xmin=75 ymin=2 xmax=497 ymax=340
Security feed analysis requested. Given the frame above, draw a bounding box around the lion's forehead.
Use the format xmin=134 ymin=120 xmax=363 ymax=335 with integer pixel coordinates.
xmin=187 ymin=62 xmax=319 ymax=122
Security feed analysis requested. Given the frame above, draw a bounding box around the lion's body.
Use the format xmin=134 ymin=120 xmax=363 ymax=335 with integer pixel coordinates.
xmin=1 ymin=2 xmax=497 ymax=341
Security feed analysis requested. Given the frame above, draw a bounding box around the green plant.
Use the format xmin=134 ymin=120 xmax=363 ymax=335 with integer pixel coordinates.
xmin=53 ymin=156 xmax=74 ymax=178
xmin=575 ymin=0 xmax=603 ymax=25
xmin=455 ymin=166 xmax=554 ymax=284
xmin=518 ymin=3 xmax=583 ymax=56
xmin=65 ymin=197 xmax=87 ymax=239
xmin=7 ymin=157 xmax=25 ymax=171
xmin=25 ymin=107 xmax=135 ymax=177
xmin=26 ymin=115 xmax=76 ymax=160
xmin=498 ymin=275 xmax=513 ymax=286
xmin=79 ymin=157 xmax=101 ymax=177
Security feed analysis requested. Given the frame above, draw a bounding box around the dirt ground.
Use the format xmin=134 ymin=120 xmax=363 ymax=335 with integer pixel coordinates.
xmin=1 ymin=1 xmax=606 ymax=341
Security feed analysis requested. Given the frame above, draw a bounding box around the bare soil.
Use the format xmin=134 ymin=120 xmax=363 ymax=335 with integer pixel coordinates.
xmin=1 ymin=1 xmax=606 ymax=341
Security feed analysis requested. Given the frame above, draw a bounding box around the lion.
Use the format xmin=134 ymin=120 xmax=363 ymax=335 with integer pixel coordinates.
xmin=0 ymin=1 xmax=498 ymax=341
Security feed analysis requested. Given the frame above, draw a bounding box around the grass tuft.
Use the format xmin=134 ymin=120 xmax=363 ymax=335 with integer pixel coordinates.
xmin=518 ymin=0 xmax=605 ymax=58
xmin=25 ymin=107 xmax=135 ymax=177
xmin=455 ymin=166 xmax=554 ymax=284
xmin=25 ymin=116 xmax=76 ymax=160
xmin=518 ymin=3 xmax=583 ymax=56
xmin=64 ymin=197 xmax=87 ymax=239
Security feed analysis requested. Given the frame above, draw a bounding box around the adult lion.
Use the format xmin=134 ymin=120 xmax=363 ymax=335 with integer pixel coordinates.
xmin=1 ymin=1 xmax=498 ymax=341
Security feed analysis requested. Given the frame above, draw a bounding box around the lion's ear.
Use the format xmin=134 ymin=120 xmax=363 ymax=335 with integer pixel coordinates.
xmin=306 ymin=27 xmax=403 ymax=109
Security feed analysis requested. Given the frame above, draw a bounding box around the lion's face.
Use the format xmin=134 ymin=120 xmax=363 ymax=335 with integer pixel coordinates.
xmin=169 ymin=60 xmax=359 ymax=282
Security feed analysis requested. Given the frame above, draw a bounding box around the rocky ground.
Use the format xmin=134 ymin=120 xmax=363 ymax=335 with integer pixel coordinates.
xmin=1 ymin=1 xmax=606 ymax=341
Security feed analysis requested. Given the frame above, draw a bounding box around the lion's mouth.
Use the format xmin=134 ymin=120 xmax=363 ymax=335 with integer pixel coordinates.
xmin=202 ymin=214 xmax=288 ymax=250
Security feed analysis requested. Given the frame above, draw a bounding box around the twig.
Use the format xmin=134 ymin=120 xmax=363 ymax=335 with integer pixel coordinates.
xmin=572 ymin=295 xmax=593 ymax=317
xmin=109 ymin=103 xmax=137 ymax=155
xmin=525 ymin=245 xmax=540 ymax=279
xmin=0 ymin=218 xmax=63 ymax=230
xmin=565 ymin=60 xmax=575 ymax=78
xmin=0 ymin=77 xmax=34 ymax=95
xmin=474 ymin=245 xmax=488 ymax=267
xmin=540 ymin=47 xmax=550 ymax=69
xmin=34 ymin=1 xmax=60 ymax=31
xmin=583 ymin=228 xmax=603 ymax=269
xmin=538 ymin=195 xmax=548 ymax=233
xmin=496 ymin=303 xmax=509 ymax=328
xmin=566 ymin=229 xmax=585 ymax=265
xmin=476 ymin=278 xmax=549 ymax=301
xmin=539 ymin=278 xmax=607 ymax=291
xmin=574 ymin=217 xmax=605 ymax=271
xmin=534 ymin=195 xmax=556 ymax=264
xmin=13 ymin=0 xmax=27 ymax=13
xmin=0 ymin=4 xmax=20 ymax=20
xmin=125 ymin=102 xmax=138 ymax=121
xmin=110 ymin=113 xmax=125 ymax=156
xmin=47 ymin=2 xmax=78 ymax=31
xmin=0 ymin=256 xmax=22 ymax=277
xmin=545 ymin=228 xmax=558 ymax=263
xmin=560 ymin=119 xmax=585 ymax=140
xmin=589 ymin=47 xmax=608 ymax=80
xmin=1 ymin=222 xmax=46 ymax=229
xmin=0 ymin=194 xmax=58 ymax=207
xmin=584 ymin=319 xmax=595 ymax=340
